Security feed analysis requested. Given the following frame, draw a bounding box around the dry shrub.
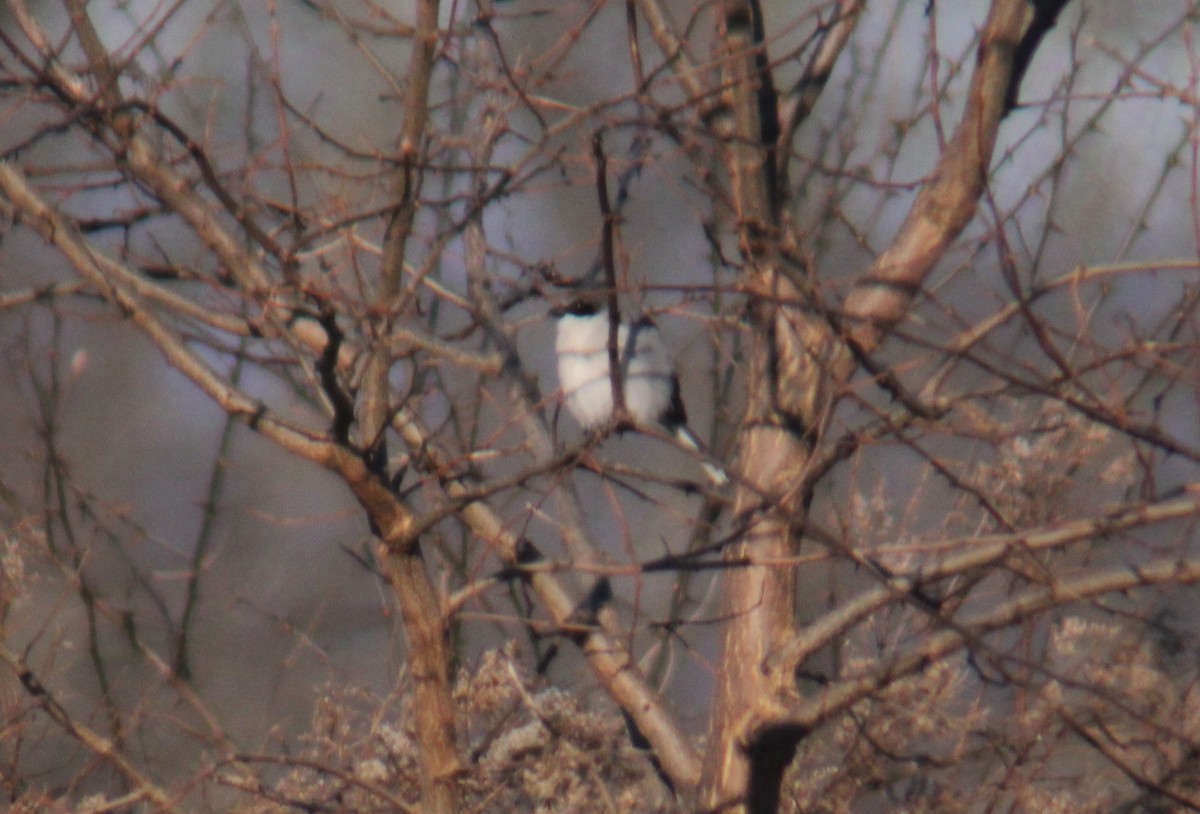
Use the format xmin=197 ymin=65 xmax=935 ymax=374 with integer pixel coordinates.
xmin=232 ymin=643 xmax=677 ymax=813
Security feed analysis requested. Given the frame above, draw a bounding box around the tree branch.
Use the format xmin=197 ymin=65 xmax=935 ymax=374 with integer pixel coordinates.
xmin=840 ymin=0 xmax=1033 ymax=355
xmin=777 ymin=555 xmax=1200 ymax=737
xmin=389 ymin=405 xmax=704 ymax=791
xmin=0 ymin=643 xmax=185 ymax=814
xmin=352 ymin=3 xmax=463 ymax=811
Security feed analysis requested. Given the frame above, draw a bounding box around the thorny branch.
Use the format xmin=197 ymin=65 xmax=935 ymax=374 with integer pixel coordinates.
xmin=4 ymin=1 xmax=1200 ymax=812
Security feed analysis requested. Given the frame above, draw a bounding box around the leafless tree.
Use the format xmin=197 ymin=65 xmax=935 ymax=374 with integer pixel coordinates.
xmin=2 ymin=1 xmax=1200 ymax=813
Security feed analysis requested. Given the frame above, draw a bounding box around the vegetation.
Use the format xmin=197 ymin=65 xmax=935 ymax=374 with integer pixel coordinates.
xmin=2 ymin=1 xmax=1199 ymax=812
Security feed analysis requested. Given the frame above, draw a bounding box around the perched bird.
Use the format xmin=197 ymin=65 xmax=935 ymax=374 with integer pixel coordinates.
xmin=552 ymin=298 xmax=727 ymax=485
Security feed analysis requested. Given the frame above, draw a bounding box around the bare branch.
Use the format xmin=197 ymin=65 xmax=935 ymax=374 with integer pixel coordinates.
xmin=0 ymin=643 xmax=185 ymax=814
xmin=779 ymin=555 xmax=1200 ymax=735
xmin=841 ymin=0 xmax=1033 ymax=354
xmin=390 ymin=405 xmax=704 ymax=791
xmin=776 ymin=0 xmax=864 ymax=187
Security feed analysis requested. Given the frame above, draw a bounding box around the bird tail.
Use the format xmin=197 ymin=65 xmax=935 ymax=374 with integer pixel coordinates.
xmin=673 ymin=425 xmax=729 ymax=486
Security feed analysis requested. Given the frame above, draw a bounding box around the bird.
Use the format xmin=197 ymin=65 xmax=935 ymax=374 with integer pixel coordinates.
xmin=551 ymin=297 xmax=728 ymax=485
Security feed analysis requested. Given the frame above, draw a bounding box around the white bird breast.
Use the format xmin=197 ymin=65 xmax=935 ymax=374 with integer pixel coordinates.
xmin=555 ymin=313 xmax=674 ymax=429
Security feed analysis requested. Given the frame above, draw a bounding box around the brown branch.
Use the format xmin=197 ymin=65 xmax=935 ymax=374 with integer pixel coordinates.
xmin=625 ymin=0 xmax=646 ymax=90
xmin=0 ymin=281 xmax=87 ymax=309
xmin=700 ymin=2 xmax=815 ymax=811
xmin=389 ymin=406 xmax=704 ymax=792
xmin=62 ymin=0 xmax=123 ymax=111
xmin=356 ymin=0 xmax=438 ymax=453
xmin=17 ymin=0 xmax=283 ymax=311
xmin=700 ymin=3 xmax=1074 ymax=810
xmin=633 ymin=0 xmax=707 ymax=104
xmin=227 ymin=753 xmax=422 ymax=813
xmin=0 ymin=161 xmax=428 ymax=552
xmin=775 ymin=0 xmax=864 ymax=189
xmin=450 ymin=93 xmax=692 ymax=788
xmin=768 ymin=492 xmax=1200 ymax=681
xmin=840 ymin=0 xmax=1033 ymax=356
xmin=351 ymin=2 xmax=463 ymax=812
xmin=29 ymin=4 xmax=503 ymax=435
xmin=918 ymin=260 xmax=1200 ymax=406
xmin=774 ymin=555 xmax=1200 ymax=738
xmin=0 ymin=164 xmax=324 ymax=464
xmin=1 ymin=149 xmax=457 ymax=814
xmin=0 ymin=643 xmax=185 ymax=814
xmin=592 ymin=132 xmax=628 ymax=420
xmin=1061 ymin=709 xmax=1200 ymax=811
xmin=1005 ymin=0 xmax=1074 ymax=114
